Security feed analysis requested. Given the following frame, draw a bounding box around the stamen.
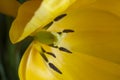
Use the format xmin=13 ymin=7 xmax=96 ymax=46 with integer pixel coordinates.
xmin=59 ymin=47 xmax=72 ymax=53
xmin=46 ymin=52 xmax=56 ymax=58
xmin=57 ymin=32 xmax=62 ymax=35
xmin=41 ymin=47 xmax=56 ymax=58
xmin=49 ymin=44 xmax=72 ymax=53
xmin=48 ymin=63 xmax=62 ymax=74
xmin=63 ymin=29 xmax=74 ymax=33
xmin=41 ymin=47 xmax=46 ymax=52
xmin=49 ymin=44 xmax=58 ymax=48
xmin=54 ymin=14 xmax=67 ymax=21
xmin=42 ymin=21 xmax=53 ymax=29
xmin=41 ymin=53 xmax=49 ymax=62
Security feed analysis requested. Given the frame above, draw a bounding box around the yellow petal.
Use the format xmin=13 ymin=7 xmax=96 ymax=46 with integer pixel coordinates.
xmin=48 ymin=1 xmax=120 ymax=64
xmin=0 ymin=0 xmax=20 ymax=17
xmin=19 ymin=41 xmax=59 ymax=80
xmin=89 ymin=0 xmax=120 ymax=17
xmin=9 ymin=0 xmax=95 ymax=43
xmin=9 ymin=0 xmax=42 ymax=44
xmin=19 ymin=41 xmax=120 ymax=80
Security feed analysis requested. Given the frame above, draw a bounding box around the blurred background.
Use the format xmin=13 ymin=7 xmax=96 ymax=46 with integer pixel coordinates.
xmin=0 ymin=0 xmax=33 ymax=80
xmin=0 ymin=13 xmax=19 ymax=80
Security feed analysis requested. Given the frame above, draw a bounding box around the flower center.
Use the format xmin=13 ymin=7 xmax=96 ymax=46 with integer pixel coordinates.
xmin=34 ymin=31 xmax=60 ymax=45
xmin=34 ymin=29 xmax=74 ymax=74
xmin=33 ymin=13 xmax=74 ymax=74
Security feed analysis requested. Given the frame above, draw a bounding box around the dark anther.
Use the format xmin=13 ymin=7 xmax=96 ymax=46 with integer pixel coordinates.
xmin=48 ymin=63 xmax=62 ymax=74
xmin=54 ymin=14 xmax=67 ymax=21
xmin=42 ymin=21 xmax=53 ymax=29
xmin=49 ymin=44 xmax=58 ymax=48
xmin=63 ymin=29 xmax=74 ymax=33
xmin=46 ymin=52 xmax=56 ymax=58
xmin=59 ymin=47 xmax=72 ymax=53
xmin=41 ymin=47 xmax=56 ymax=58
xmin=41 ymin=47 xmax=46 ymax=52
xmin=57 ymin=32 xmax=62 ymax=35
xmin=41 ymin=53 xmax=49 ymax=62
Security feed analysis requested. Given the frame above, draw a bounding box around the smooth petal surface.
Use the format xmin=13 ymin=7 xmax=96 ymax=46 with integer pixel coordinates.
xmin=9 ymin=0 xmax=95 ymax=43
xmin=19 ymin=41 xmax=120 ymax=80
xmin=0 ymin=0 xmax=20 ymax=17
xmin=49 ymin=0 xmax=120 ymax=64
xmin=9 ymin=0 xmax=42 ymax=43
xmin=19 ymin=41 xmax=58 ymax=80
xmin=89 ymin=0 xmax=120 ymax=17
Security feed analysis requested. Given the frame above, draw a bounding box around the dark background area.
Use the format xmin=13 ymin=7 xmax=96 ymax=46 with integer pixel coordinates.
xmin=0 ymin=14 xmax=33 ymax=80
xmin=0 ymin=0 xmax=29 ymax=80
xmin=0 ymin=14 xmax=19 ymax=80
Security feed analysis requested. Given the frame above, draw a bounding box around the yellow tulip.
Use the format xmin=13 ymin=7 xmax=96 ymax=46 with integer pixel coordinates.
xmin=9 ymin=0 xmax=120 ymax=80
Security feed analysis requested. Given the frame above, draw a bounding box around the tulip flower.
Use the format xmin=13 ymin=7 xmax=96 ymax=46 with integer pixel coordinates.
xmin=9 ymin=0 xmax=120 ymax=80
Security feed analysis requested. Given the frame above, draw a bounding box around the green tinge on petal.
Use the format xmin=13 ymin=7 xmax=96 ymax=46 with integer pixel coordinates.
xmin=19 ymin=41 xmax=120 ymax=80
xmin=49 ymin=1 xmax=120 ymax=64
